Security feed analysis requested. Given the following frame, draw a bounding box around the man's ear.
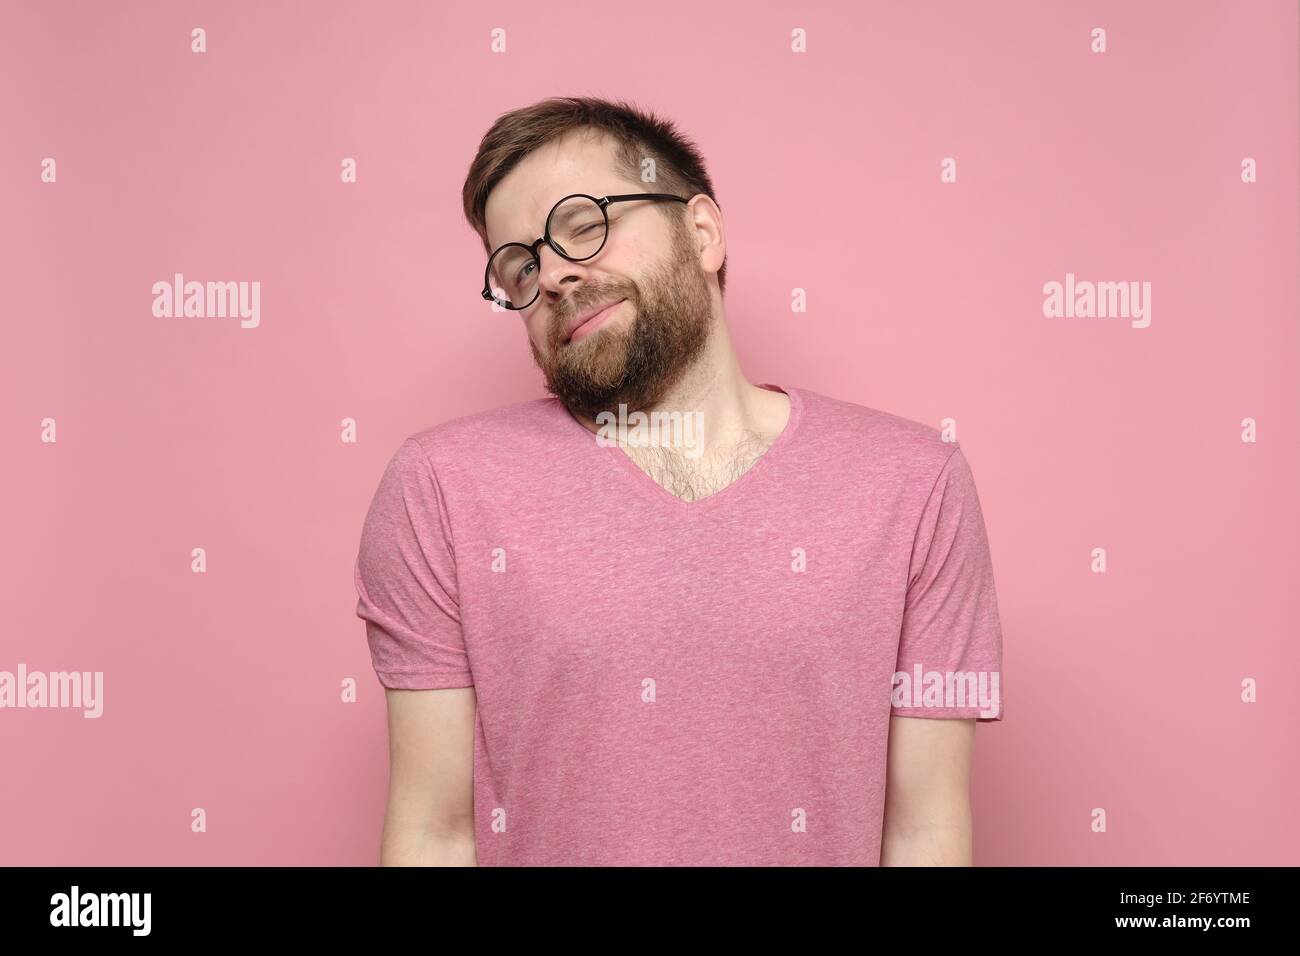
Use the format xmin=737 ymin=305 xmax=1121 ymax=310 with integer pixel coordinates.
xmin=685 ymin=196 xmax=725 ymax=281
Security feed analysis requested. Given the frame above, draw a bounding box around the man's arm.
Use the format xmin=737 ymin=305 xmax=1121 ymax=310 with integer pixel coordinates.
xmin=880 ymin=715 xmax=976 ymax=866
xmin=379 ymin=686 xmax=478 ymax=866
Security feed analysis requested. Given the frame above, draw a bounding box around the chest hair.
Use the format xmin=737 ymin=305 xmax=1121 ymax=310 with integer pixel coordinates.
xmin=619 ymin=429 xmax=774 ymax=502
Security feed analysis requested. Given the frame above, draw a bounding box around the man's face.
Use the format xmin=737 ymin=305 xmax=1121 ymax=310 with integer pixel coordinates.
xmin=482 ymin=131 xmax=715 ymax=420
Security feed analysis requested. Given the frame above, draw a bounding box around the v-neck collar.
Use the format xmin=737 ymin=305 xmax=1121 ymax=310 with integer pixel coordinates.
xmin=552 ymin=383 xmax=804 ymax=517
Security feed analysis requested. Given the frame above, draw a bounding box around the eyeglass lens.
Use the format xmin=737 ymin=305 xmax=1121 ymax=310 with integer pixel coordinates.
xmin=487 ymin=196 xmax=606 ymax=309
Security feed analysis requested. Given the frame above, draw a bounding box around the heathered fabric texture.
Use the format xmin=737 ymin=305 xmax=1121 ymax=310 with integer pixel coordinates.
xmin=354 ymin=384 xmax=1004 ymax=866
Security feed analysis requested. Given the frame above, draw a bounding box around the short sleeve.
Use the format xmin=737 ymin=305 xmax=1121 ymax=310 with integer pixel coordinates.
xmin=353 ymin=437 xmax=474 ymax=690
xmin=892 ymin=445 xmax=1004 ymax=721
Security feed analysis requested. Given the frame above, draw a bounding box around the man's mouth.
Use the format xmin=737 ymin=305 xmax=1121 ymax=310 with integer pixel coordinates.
xmin=563 ymin=299 xmax=626 ymax=344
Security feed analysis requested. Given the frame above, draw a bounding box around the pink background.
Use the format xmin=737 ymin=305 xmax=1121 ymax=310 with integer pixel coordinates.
xmin=2 ymin=0 xmax=1297 ymax=865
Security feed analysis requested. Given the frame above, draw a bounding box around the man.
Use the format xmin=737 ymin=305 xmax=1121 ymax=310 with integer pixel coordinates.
xmin=354 ymin=96 xmax=1004 ymax=866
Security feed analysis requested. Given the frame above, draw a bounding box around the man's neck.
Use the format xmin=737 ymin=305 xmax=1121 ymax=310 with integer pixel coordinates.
xmin=561 ymin=319 xmax=792 ymax=502
xmin=567 ymin=318 xmax=791 ymax=457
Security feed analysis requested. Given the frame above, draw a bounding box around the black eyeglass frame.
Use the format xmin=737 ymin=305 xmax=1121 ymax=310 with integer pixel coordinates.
xmin=481 ymin=192 xmax=691 ymax=310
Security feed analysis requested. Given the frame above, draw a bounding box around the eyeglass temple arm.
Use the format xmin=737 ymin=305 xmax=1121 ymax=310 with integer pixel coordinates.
xmin=601 ymin=193 xmax=691 ymax=206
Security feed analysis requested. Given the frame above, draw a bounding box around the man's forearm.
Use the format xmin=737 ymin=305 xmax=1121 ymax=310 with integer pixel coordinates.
xmin=380 ymin=824 xmax=478 ymax=866
xmin=880 ymin=819 xmax=973 ymax=866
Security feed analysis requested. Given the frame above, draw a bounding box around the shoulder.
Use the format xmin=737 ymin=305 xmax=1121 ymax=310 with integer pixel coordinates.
xmin=389 ymin=395 xmax=566 ymax=485
xmin=790 ymin=386 xmax=961 ymax=478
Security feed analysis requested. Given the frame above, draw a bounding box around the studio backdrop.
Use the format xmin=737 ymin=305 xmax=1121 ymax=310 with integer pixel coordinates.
xmin=2 ymin=0 xmax=1297 ymax=865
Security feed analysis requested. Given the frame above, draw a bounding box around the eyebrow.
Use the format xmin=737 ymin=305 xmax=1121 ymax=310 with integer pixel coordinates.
xmin=494 ymin=215 xmax=544 ymax=253
xmin=496 ymin=195 xmax=618 ymax=251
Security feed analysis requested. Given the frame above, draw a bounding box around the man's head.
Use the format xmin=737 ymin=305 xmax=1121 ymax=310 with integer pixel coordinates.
xmin=462 ymin=97 xmax=726 ymax=419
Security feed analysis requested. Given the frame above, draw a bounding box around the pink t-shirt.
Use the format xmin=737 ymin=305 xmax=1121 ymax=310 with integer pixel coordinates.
xmin=354 ymin=384 xmax=1004 ymax=866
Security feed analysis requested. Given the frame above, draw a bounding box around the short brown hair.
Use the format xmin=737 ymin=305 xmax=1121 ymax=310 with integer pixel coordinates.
xmin=461 ymin=95 xmax=726 ymax=296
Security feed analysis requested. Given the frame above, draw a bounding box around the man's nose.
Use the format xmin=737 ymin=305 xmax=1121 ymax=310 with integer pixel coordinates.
xmin=535 ymin=243 xmax=588 ymax=298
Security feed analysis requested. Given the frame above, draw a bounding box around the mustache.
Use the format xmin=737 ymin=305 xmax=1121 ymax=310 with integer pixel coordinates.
xmin=550 ymin=289 xmax=634 ymax=340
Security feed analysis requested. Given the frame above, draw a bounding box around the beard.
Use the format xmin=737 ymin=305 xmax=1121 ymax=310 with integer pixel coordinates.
xmin=529 ymin=225 xmax=713 ymax=421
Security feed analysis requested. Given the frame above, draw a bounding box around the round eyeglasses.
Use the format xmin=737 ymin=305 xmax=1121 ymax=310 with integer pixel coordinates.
xmin=482 ymin=192 xmax=690 ymax=311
